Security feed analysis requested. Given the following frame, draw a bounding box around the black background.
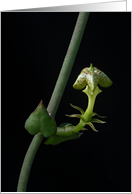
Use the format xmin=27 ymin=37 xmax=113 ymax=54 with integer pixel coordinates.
xmin=2 ymin=12 xmax=131 ymax=192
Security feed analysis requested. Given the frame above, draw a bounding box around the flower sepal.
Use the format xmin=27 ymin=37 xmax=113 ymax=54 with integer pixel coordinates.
xmin=66 ymin=103 xmax=106 ymax=133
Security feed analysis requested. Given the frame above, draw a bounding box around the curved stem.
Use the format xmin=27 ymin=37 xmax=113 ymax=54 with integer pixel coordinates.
xmin=73 ymin=119 xmax=86 ymax=133
xmin=47 ymin=12 xmax=90 ymax=117
xmin=17 ymin=12 xmax=90 ymax=192
xmin=82 ymin=95 xmax=95 ymax=122
xmin=17 ymin=132 xmax=44 ymax=192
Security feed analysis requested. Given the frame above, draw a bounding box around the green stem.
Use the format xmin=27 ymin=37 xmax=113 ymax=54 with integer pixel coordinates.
xmin=47 ymin=12 xmax=90 ymax=118
xmin=82 ymin=95 xmax=95 ymax=122
xmin=16 ymin=132 xmax=44 ymax=192
xmin=72 ymin=96 xmax=95 ymax=134
xmin=17 ymin=12 xmax=90 ymax=192
xmin=73 ymin=119 xmax=86 ymax=133
xmin=73 ymin=86 xmax=102 ymax=133
xmin=72 ymin=97 xmax=95 ymax=133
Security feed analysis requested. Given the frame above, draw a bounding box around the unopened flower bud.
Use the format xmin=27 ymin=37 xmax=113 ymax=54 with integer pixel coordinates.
xmin=73 ymin=64 xmax=112 ymax=92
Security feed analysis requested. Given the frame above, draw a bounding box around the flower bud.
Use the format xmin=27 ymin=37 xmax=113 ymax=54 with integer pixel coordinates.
xmin=73 ymin=64 xmax=112 ymax=92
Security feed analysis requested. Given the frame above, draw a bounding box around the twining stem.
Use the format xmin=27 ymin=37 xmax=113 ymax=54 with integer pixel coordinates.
xmin=17 ymin=12 xmax=90 ymax=192
xmin=47 ymin=12 xmax=90 ymax=118
xmin=16 ymin=132 xmax=44 ymax=192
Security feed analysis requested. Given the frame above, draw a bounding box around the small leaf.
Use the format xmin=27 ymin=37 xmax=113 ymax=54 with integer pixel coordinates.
xmin=70 ymin=104 xmax=84 ymax=115
xmin=92 ymin=112 xmax=106 ymax=118
xmin=86 ymin=122 xmax=99 ymax=132
xmin=25 ymin=100 xmax=57 ymax=138
xmin=66 ymin=114 xmax=82 ymax=119
xmin=91 ymin=118 xmax=106 ymax=124
xmin=80 ymin=127 xmax=88 ymax=131
xmin=45 ymin=133 xmax=81 ymax=146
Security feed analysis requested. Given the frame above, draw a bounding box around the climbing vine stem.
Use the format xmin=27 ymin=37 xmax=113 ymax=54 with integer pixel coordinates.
xmin=17 ymin=12 xmax=90 ymax=192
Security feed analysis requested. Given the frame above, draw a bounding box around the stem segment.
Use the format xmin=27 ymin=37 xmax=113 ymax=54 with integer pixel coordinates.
xmin=73 ymin=86 xmax=102 ymax=133
xmin=82 ymin=94 xmax=95 ymax=122
xmin=17 ymin=12 xmax=90 ymax=192
xmin=17 ymin=132 xmax=44 ymax=192
xmin=47 ymin=12 xmax=90 ymax=117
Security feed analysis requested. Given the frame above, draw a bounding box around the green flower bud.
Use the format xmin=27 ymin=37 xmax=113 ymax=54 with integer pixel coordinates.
xmin=70 ymin=64 xmax=113 ymax=134
xmin=73 ymin=64 xmax=112 ymax=92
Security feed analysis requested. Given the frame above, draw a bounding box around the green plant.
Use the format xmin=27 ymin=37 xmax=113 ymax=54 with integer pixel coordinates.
xmin=17 ymin=12 xmax=112 ymax=192
xmin=45 ymin=63 xmax=112 ymax=145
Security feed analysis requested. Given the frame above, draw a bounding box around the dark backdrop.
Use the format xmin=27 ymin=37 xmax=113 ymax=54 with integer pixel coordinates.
xmin=2 ymin=12 xmax=131 ymax=192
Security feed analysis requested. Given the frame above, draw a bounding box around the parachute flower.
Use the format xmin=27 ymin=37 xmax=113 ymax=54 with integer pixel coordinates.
xmin=67 ymin=64 xmax=112 ymax=133
xmin=73 ymin=63 xmax=112 ymax=93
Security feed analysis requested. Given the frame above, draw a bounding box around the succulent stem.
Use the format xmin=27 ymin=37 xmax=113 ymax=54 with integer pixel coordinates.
xmin=73 ymin=85 xmax=102 ymax=133
xmin=17 ymin=12 xmax=90 ymax=192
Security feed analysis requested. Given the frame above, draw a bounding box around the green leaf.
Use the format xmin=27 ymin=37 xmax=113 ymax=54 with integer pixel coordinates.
xmin=45 ymin=133 xmax=82 ymax=146
xmin=66 ymin=114 xmax=82 ymax=119
xmin=25 ymin=100 xmax=57 ymax=138
xmin=86 ymin=122 xmax=99 ymax=132
xmin=92 ymin=112 xmax=106 ymax=118
xmin=91 ymin=118 xmax=106 ymax=124
xmin=70 ymin=104 xmax=84 ymax=115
